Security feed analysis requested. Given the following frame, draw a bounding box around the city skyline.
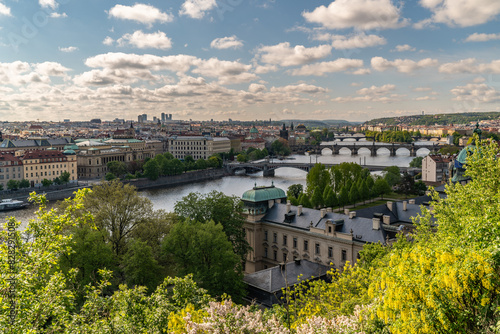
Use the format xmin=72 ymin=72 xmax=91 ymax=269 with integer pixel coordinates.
xmin=0 ymin=0 xmax=499 ymax=122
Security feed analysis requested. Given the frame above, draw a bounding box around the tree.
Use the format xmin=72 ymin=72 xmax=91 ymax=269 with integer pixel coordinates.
xmin=174 ymin=191 xmax=250 ymax=263
xmin=311 ymin=186 xmax=323 ymax=208
xmin=19 ymin=179 xmax=30 ymax=188
xmin=348 ymin=183 xmax=359 ymax=207
xmin=396 ymin=172 xmax=415 ymax=197
xmin=409 ymin=156 xmax=423 ymax=168
xmin=306 ymin=163 xmax=330 ymax=196
xmin=298 ymin=193 xmax=312 ymax=208
xmin=163 ymin=220 xmax=245 ymax=302
xmin=143 ymin=159 xmax=160 ymax=180
xmin=271 ymin=139 xmax=291 ymax=156
xmin=383 ymin=166 xmax=401 ymax=187
xmin=83 ymin=180 xmax=156 ymax=256
xmin=236 ymin=153 xmax=248 ymax=162
xmin=373 ymin=177 xmax=391 ymax=199
xmin=105 ymin=172 xmax=116 ymax=181
xmin=287 ymin=184 xmax=303 ymax=200
xmin=194 ymin=158 xmax=208 ymax=170
xmin=123 ymin=239 xmax=162 ymax=293
xmin=107 ymin=161 xmax=127 ymax=178
xmin=7 ymin=179 xmax=19 ymax=190
xmin=338 ymin=186 xmax=349 ymax=210
xmin=41 ymin=179 xmax=53 ymax=187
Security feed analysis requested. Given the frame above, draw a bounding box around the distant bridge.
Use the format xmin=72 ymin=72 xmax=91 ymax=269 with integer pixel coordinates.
xmin=293 ymin=142 xmax=439 ymax=157
xmin=225 ymin=161 xmax=419 ymax=177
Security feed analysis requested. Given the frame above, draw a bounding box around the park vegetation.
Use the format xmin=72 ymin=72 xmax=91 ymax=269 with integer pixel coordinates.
xmin=365 ymin=130 xmax=421 ymax=143
xmin=2 ymin=137 xmax=499 ymax=333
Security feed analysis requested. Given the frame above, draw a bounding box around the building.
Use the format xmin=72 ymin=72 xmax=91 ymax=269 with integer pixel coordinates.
xmin=0 ymin=153 xmax=23 ymax=189
xmin=422 ymin=154 xmax=453 ymax=184
xmin=167 ymin=136 xmax=231 ymax=160
xmin=0 ymin=137 xmax=75 ymax=152
xmin=22 ymin=149 xmax=77 ymax=187
xmin=242 ymin=183 xmax=421 ymax=274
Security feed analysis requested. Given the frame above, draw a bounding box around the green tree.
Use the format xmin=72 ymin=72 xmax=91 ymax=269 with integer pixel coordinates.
xmin=143 ymin=159 xmax=160 ymax=180
xmin=306 ymin=163 xmax=330 ymax=196
xmin=174 ymin=191 xmax=250 ymax=263
xmin=348 ymin=183 xmax=359 ymax=207
xmin=163 ymin=152 xmax=174 ymax=160
xmin=287 ymin=184 xmax=304 ymax=200
xmin=7 ymin=179 xmax=19 ymax=190
xmin=41 ymin=179 xmax=52 ymax=187
xmin=409 ymin=156 xmax=423 ymax=168
xmin=373 ymin=177 xmax=391 ymax=199
xmin=84 ymin=180 xmax=156 ymax=256
xmin=194 ymin=158 xmax=208 ymax=170
xmin=298 ymin=193 xmax=312 ymax=208
xmin=19 ymin=179 xmax=30 ymax=188
xmin=107 ymin=161 xmax=127 ymax=178
xmin=311 ymin=186 xmax=323 ymax=208
xmin=383 ymin=166 xmax=401 ymax=187
xmin=338 ymin=186 xmax=349 ymax=210
xmin=123 ymin=239 xmax=162 ymax=293
xmin=163 ymin=220 xmax=245 ymax=302
xmin=105 ymin=172 xmax=116 ymax=181
xmin=60 ymin=171 xmax=71 ymax=183
xmin=271 ymin=139 xmax=291 ymax=156
xmin=236 ymin=153 xmax=248 ymax=162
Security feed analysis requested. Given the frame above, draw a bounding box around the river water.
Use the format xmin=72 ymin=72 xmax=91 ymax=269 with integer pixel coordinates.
xmin=1 ymin=143 xmax=434 ymax=224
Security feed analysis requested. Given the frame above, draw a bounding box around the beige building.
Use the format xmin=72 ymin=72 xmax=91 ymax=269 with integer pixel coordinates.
xmin=241 ymin=184 xmax=393 ymax=274
xmin=22 ymin=150 xmax=77 ymax=187
xmin=0 ymin=153 xmax=23 ymax=189
xmin=168 ymin=136 xmax=231 ymax=160
xmin=422 ymin=154 xmax=453 ymax=184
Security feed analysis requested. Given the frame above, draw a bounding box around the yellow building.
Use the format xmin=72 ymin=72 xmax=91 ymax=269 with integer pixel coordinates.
xmin=22 ymin=150 xmax=77 ymax=187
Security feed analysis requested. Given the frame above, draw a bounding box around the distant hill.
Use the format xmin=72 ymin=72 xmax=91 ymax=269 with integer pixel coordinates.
xmin=280 ymin=119 xmax=360 ymax=128
xmin=366 ymin=112 xmax=500 ymax=126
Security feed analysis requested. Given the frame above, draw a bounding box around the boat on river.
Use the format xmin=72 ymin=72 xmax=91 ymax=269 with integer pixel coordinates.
xmin=0 ymin=199 xmax=29 ymax=212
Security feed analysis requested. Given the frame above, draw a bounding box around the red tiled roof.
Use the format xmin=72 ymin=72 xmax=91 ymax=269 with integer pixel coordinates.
xmin=22 ymin=150 xmax=66 ymax=160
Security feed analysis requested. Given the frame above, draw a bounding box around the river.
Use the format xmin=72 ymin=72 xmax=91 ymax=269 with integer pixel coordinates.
xmin=1 ymin=144 xmax=433 ymax=224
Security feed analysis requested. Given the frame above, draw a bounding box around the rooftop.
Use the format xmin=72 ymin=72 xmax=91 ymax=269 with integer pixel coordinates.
xmin=241 ymin=183 xmax=286 ymax=203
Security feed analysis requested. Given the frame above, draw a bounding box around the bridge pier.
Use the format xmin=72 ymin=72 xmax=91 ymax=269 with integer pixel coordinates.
xmin=351 ymin=148 xmax=358 ymax=156
xmin=370 ymin=147 xmax=377 ymax=156
xmin=263 ymin=166 xmax=275 ymax=177
xmin=410 ymin=149 xmax=416 ymax=157
xmin=331 ymin=146 xmax=339 ymax=155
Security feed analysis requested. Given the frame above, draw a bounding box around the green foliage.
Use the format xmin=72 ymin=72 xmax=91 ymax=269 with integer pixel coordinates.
xmin=143 ymin=158 xmax=160 ymax=180
xmin=439 ymin=144 xmax=460 ymax=155
xmin=409 ymin=156 xmax=423 ymax=168
xmin=383 ymin=165 xmax=401 ymax=187
xmin=19 ymin=179 xmax=30 ymax=188
xmin=348 ymin=182 xmax=359 ymax=206
xmin=41 ymin=178 xmax=53 ymax=187
xmin=163 ymin=220 xmax=245 ymax=302
xmin=6 ymin=179 xmax=19 ymax=190
xmin=236 ymin=153 xmax=248 ymax=162
xmin=287 ymin=183 xmax=303 ymax=200
xmin=105 ymin=172 xmax=116 ymax=181
xmin=366 ymin=130 xmax=415 ymax=143
xmin=271 ymin=139 xmax=291 ymax=156
xmin=373 ymin=177 xmax=391 ymax=199
xmin=123 ymin=239 xmax=162 ymax=293
xmin=107 ymin=161 xmax=127 ymax=178
xmin=174 ymin=190 xmax=250 ymax=263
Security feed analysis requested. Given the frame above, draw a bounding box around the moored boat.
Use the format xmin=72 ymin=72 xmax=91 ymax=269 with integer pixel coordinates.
xmin=0 ymin=199 xmax=29 ymax=212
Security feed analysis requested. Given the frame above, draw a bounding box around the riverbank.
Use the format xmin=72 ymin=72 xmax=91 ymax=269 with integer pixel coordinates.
xmin=0 ymin=168 xmax=225 ymax=203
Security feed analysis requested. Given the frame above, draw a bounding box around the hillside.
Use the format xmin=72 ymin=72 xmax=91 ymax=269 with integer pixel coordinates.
xmin=365 ymin=111 xmax=500 ymax=126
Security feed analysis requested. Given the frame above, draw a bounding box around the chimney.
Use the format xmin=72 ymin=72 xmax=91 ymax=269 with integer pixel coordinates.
xmin=372 ymin=218 xmax=381 ymax=230
xmin=326 ymin=207 xmax=332 ymax=213
xmin=409 ymin=199 xmax=415 ymax=205
xmin=297 ymin=205 xmax=303 ymax=216
xmin=286 ymin=200 xmax=291 ymax=213
xmin=386 ymin=201 xmax=393 ymax=212
xmin=403 ymin=201 xmax=407 ymax=211
xmin=294 ymin=257 xmax=301 ymax=265
xmin=349 ymin=211 xmax=356 ymax=219
xmin=383 ymin=215 xmax=391 ymax=225
xmin=344 ymin=208 xmax=350 ymax=215
xmin=320 ymin=208 xmax=326 ymax=218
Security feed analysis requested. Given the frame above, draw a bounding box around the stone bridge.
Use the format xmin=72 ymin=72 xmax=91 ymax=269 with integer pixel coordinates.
xmin=225 ymin=162 xmax=418 ymax=177
xmin=320 ymin=142 xmax=439 ymax=157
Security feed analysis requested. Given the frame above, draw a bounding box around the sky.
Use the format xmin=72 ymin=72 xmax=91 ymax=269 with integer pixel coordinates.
xmin=0 ymin=0 xmax=500 ymax=123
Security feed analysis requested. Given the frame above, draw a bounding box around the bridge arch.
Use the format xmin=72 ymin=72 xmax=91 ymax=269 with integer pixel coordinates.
xmin=395 ymin=147 xmax=411 ymax=155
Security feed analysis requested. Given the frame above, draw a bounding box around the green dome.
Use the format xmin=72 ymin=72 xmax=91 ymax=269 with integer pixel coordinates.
xmin=250 ymin=126 xmax=259 ymax=134
xmin=242 ymin=184 xmax=286 ymax=203
xmin=63 ymin=149 xmax=76 ymax=155
xmin=64 ymin=144 xmax=79 ymax=150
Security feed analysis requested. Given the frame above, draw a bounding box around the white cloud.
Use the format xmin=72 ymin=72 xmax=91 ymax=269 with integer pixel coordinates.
xmin=270 ymin=83 xmax=328 ymax=94
xmin=210 ymin=36 xmax=243 ymax=49
xmin=254 ymin=64 xmax=278 ymax=74
xmin=50 ymin=12 xmax=67 ymax=18
xmin=439 ymin=58 xmax=500 ymax=74
xmin=357 ymin=84 xmax=396 ymax=96
xmin=103 ymin=37 xmax=114 ymax=46
xmin=0 ymin=61 xmax=70 ymax=86
xmin=192 ymin=58 xmax=257 ymax=84
xmin=330 ymin=33 xmax=387 ymax=49
xmin=35 ymin=62 xmax=71 ymax=76
xmin=451 ymin=83 xmax=500 ymax=102
xmin=248 ymin=83 xmax=267 ymax=93
xmin=256 ymin=42 xmax=332 ymax=66
xmin=59 ymin=46 xmax=78 ymax=53
xmin=333 ymin=83 xmax=403 ymax=103
xmin=413 ymin=87 xmax=432 ymax=92
xmin=291 ymin=58 xmax=364 ymax=76
xmin=414 ymin=96 xmax=437 ymax=101
xmin=179 ymin=0 xmax=217 ymax=19
xmin=352 ymin=68 xmax=371 ymax=75
xmin=303 ymin=0 xmax=407 ymax=30
xmin=0 ymin=2 xmax=11 ymax=16
xmin=392 ymin=44 xmax=416 ymax=52
xmin=419 ymin=0 xmax=500 ymax=27
xmin=39 ymin=0 xmax=57 ymax=10
xmin=465 ymin=33 xmax=500 ymax=42
xmin=413 ymin=18 xmax=434 ymax=29
xmin=117 ymin=31 xmax=172 ymax=50
xmin=371 ymin=56 xmax=438 ymax=73
xmin=108 ymin=4 xmax=173 ymax=27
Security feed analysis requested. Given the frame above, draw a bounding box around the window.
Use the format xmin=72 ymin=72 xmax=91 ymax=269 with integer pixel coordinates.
xmin=273 ymin=232 xmax=277 ymax=243
xmin=342 ymin=249 xmax=347 ymax=262
xmin=328 ymin=247 xmax=333 ymax=258
xmin=264 ymin=247 xmax=268 ymax=258
xmin=273 ymin=250 xmax=277 ymax=261
xmin=315 ymin=243 xmax=320 ymax=254
xmin=328 ymin=226 xmax=332 ymax=233
xmin=264 ymin=230 xmax=268 ymax=241
xmin=283 ymin=235 xmax=287 ymax=246
xmin=304 ymin=240 xmax=308 ymax=251
xmin=283 ymin=253 xmax=287 ymax=262
xmin=293 ymin=237 xmax=297 ymax=248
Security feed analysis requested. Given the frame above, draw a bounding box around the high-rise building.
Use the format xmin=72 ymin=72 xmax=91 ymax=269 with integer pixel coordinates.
xmin=138 ymin=115 xmax=143 ymax=123
xmin=142 ymin=113 xmax=147 ymax=122
xmin=161 ymin=113 xmax=166 ymax=122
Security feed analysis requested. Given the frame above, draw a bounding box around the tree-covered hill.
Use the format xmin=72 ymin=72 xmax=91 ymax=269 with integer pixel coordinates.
xmin=366 ymin=111 xmax=500 ymax=126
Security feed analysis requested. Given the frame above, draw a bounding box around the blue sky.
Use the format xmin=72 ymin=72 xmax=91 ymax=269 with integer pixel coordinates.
xmin=0 ymin=0 xmax=499 ymax=122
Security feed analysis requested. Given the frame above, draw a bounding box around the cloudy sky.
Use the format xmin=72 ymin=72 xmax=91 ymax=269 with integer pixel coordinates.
xmin=0 ymin=0 xmax=500 ymax=122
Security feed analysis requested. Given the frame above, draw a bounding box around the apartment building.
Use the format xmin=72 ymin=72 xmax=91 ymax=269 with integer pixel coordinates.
xmin=167 ymin=136 xmax=231 ymax=160
xmin=0 ymin=153 xmax=23 ymax=189
xmin=22 ymin=150 xmax=77 ymax=187
xmin=422 ymin=154 xmax=453 ymax=184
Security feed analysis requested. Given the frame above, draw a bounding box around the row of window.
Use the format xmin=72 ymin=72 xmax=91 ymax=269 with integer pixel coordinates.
xmin=263 ymin=246 xmax=347 ymax=262
xmin=25 ymin=158 xmax=67 ymax=163
xmin=27 ymin=169 xmax=71 ymax=178
xmin=0 ymin=167 xmax=22 ymax=172
xmin=0 ymin=174 xmax=21 ymax=180
xmin=28 ymin=164 xmax=69 ymax=170
xmin=264 ymin=229 xmax=348 ymax=261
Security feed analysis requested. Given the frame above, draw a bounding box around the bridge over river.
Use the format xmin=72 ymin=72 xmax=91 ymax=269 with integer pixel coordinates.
xmin=313 ymin=142 xmax=439 ymax=157
xmin=225 ymin=161 xmax=420 ymax=177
